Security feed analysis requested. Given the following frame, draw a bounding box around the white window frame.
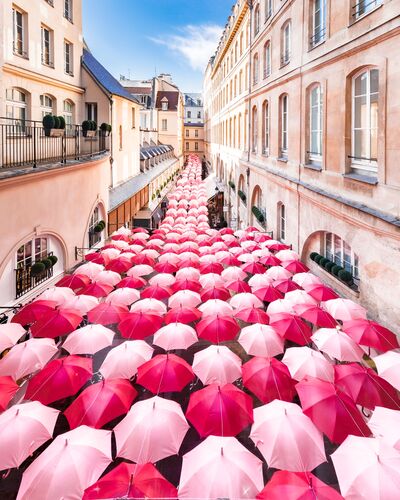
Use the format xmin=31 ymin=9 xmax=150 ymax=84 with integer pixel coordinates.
xmin=16 ymin=237 xmax=48 ymax=269
xmin=63 ymin=100 xmax=74 ymax=133
xmin=89 ymin=206 xmax=101 ymax=248
xmin=162 ymin=119 xmax=168 ymax=131
xmin=265 ymin=0 xmax=273 ymax=20
xmin=253 ymin=54 xmax=259 ymax=85
xmin=86 ymin=102 xmax=97 ymax=123
xmin=279 ymin=204 xmax=286 ymax=241
xmin=161 ymin=101 xmax=168 ymax=111
xmin=324 ymin=233 xmax=359 ymax=278
xmin=64 ymin=0 xmax=73 ymax=22
xmin=6 ymin=88 xmax=27 ymax=124
xmin=40 ymin=94 xmax=54 ymax=118
xmin=64 ymin=40 xmax=73 ymax=75
xmin=282 ymin=21 xmax=291 ymax=65
xmin=311 ymin=0 xmax=327 ymax=48
xmin=263 ymin=101 xmax=270 ymax=155
xmin=41 ymin=25 xmax=53 ymax=66
xmin=12 ymin=7 xmax=26 ymax=57
xmin=252 ymin=107 xmax=258 ymax=153
xmin=309 ymin=84 xmax=323 ymax=162
xmin=280 ymin=95 xmax=288 ymax=156
xmin=353 ymin=0 xmax=382 ymax=20
xmin=264 ymin=41 xmax=271 ymax=78
xmin=254 ymin=5 xmax=260 ymax=36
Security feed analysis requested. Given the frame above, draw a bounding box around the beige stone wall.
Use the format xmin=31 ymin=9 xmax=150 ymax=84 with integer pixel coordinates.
xmin=184 ymin=126 xmax=205 ymax=155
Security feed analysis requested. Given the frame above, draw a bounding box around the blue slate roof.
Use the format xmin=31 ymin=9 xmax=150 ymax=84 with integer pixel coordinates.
xmin=82 ymin=49 xmax=139 ymax=103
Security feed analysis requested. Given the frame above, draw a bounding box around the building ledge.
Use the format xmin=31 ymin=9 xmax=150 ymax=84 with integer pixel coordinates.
xmin=304 ymin=163 xmax=322 ymax=172
xmin=343 ymin=172 xmax=378 ymax=185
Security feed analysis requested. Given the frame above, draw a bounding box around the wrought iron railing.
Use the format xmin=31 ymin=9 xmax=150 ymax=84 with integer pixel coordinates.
xmin=15 ymin=253 xmax=54 ymax=299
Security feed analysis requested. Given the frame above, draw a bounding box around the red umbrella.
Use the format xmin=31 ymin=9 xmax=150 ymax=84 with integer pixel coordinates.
xmin=111 ymin=234 xmax=130 ymax=242
xmin=225 ymin=279 xmax=251 ymax=294
xmin=78 ymin=282 xmax=113 ymax=298
xmin=87 ymin=303 xmax=128 ymax=325
xmin=30 ymin=308 xmax=83 ymax=338
xmin=64 ymin=378 xmax=137 ymax=429
xmin=118 ymin=312 xmax=163 ymax=339
xmin=234 ymin=307 xmax=270 ymax=325
xmin=199 ymin=262 xmax=224 ymax=274
xmin=178 ymin=259 xmax=200 ymax=270
xmin=282 ymin=260 xmax=309 ymax=273
xmin=342 ymin=319 xmax=399 ymax=352
xmin=171 ymin=279 xmax=202 ymax=293
xmin=83 ymin=462 xmax=178 ymax=500
xmin=105 ymin=256 xmax=133 ymax=274
xmin=219 ymin=228 xmax=234 ymax=235
xmin=0 ymin=376 xmax=18 ymax=411
xmin=137 ymin=354 xmax=194 ymax=393
xmin=306 ymin=284 xmax=339 ymax=302
xmin=154 ymin=262 xmax=178 ymax=274
xmin=133 ymin=227 xmax=148 ymax=234
xmin=131 ymin=254 xmax=156 ymax=267
xmin=84 ymin=253 xmax=111 ymax=266
xmin=117 ymin=276 xmax=146 ymax=289
xmin=253 ymin=285 xmax=283 ymax=303
xmin=186 ymin=383 xmax=253 ymax=437
xmin=55 ymin=274 xmax=90 ymax=290
xmin=294 ymin=304 xmax=337 ymax=328
xmin=270 ymin=313 xmax=312 ymax=345
xmin=269 ymin=243 xmax=290 ymax=251
xmin=334 ymin=363 xmax=400 ymax=410
xmin=25 ymin=355 xmax=92 ymax=405
xmin=242 ymin=357 xmax=296 ymax=404
xmin=196 ymin=314 xmax=240 ymax=343
xmin=165 ymin=306 xmax=201 ymax=324
xmin=296 ymin=376 xmax=371 ymax=444
xmin=200 ymin=286 xmax=231 ymax=302
xmin=11 ymin=300 xmax=57 ymax=325
xmin=141 ymin=284 xmax=172 ymax=300
xmin=273 ymin=279 xmax=301 ymax=293
xmin=241 ymin=262 xmax=266 ymax=274
xmin=220 ymin=255 xmax=241 ymax=266
xmin=256 ymin=470 xmax=344 ymax=499
xmin=259 ymin=255 xmax=281 ymax=266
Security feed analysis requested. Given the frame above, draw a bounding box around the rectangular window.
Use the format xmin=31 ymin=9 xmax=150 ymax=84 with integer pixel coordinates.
xmin=265 ymin=0 xmax=273 ymax=20
xmin=324 ymin=232 xmax=359 ymax=279
xmin=280 ymin=205 xmax=286 ymax=241
xmin=186 ymin=142 xmax=189 ymax=150
xmin=161 ymin=102 xmax=168 ymax=111
xmin=161 ymin=119 xmax=167 ymax=131
xmin=282 ymin=23 xmax=291 ymax=65
xmin=187 ymin=111 xmax=192 ymax=118
xmin=309 ymin=85 xmax=323 ymax=161
xmin=264 ymin=43 xmax=271 ymax=78
xmin=311 ymin=0 xmax=326 ymax=47
xmin=353 ymin=0 xmax=382 ymax=19
xmin=195 ymin=129 xmax=199 ymax=138
xmin=185 ymin=129 xmax=189 ymax=137
xmin=195 ymin=142 xmax=199 ymax=151
xmin=41 ymin=26 xmax=53 ymax=66
xmin=132 ymin=108 xmax=136 ymax=128
xmin=197 ymin=111 xmax=201 ymax=119
xmin=64 ymin=41 xmax=73 ymax=75
xmin=86 ymin=103 xmax=97 ymax=123
xmin=12 ymin=8 xmax=26 ymax=56
xmin=64 ymin=0 xmax=73 ymax=22
xmin=281 ymin=95 xmax=288 ymax=156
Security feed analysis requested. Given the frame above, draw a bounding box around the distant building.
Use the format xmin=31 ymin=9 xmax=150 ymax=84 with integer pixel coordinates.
xmin=184 ymin=93 xmax=204 ymax=159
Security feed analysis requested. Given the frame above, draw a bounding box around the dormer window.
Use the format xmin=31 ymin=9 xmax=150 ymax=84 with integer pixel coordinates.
xmin=161 ymin=98 xmax=168 ymax=111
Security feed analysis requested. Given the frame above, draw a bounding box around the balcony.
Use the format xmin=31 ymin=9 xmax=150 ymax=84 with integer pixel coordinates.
xmin=15 ymin=253 xmax=54 ymax=299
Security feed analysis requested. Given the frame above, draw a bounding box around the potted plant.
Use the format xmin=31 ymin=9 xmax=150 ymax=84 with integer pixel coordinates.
xmin=338 ymin=269 xmax=354 ymax=286
xmin=309 ymin=252 xmax=319 ymax=261
xmin=252 ymin=206 xmax=265 ymax=224
xmin=229 ymin=181 xmax=236 ymax=190
xmin=82 ymin=120 xmax=97 ymax=138
xmin=41 ymin=258 xmax=53 ymax=269
xmin=43 ymin=114 xmax=65 ymax=137
xmin=48 ymin=255 xmax=58 ymax=267
xmin=238 ymin=190 xmax=246 ymax=203
xmin=100 ymin=123 xmax=112 ymax=137
xmin=31 ymin=262 xmax=46 ymax=277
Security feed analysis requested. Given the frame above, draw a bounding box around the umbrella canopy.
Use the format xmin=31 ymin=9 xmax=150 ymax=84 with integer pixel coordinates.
xmin=196 ymin=314 xmax=240 ymax=343
xmin=253 ymin=285 xmax=283 ymax=303
xmin=17 ymin=426 xmax=112 ymax=500
xmin=99 ymin=340 xmax=153 ymax=380
xmin=86 ymin=303 xmax=128 ymax=325
xmin=368 ymin=406 xmax=400 ymax=449
xmin=200 ymin=286 xmax=231 ymax=301
xmin=305 ymin=284 xmax=339 ymax=302
xmin=342 ymin=319 xmax=399 ymax=352
xmin=242 ymin=357 xmax=296 ymax=404
xmin=78 ymin=282 xmax=113 ymax=298
xmin=64 ymin=379 xmax=137 ymax=429
xmin=234 ymin=307 xmax=270 ymax=324
xmin=296 ymin=376 xmax=371 ymax=444
xmin=131 ymin=298 xmax=166 ymax=315
xmin=36 ymin=286 xmax=75 ymax=305
xmin=11 ymin=300 xmax=57 ymax=326
xmin=95 ymin=270 xmax=121 ymax=286
xmin=282 ymin=346 xmax=334 ymax=382
xmin=238 ymin=323 xmax=284 ymax=358
xmin=229 ymin=293 xmax=263 ymax=310
xmin=82 ymin=462 xmax=178 ymax=500
xmin=114 ymin=396 xmax=189 ymax=464
xmin=141 ymin=284 xmax=172 ymax=300
xmin=250 ymin=400 xmax=326 ymax=472
xmin=192 ymin=345 xmax=242 ymax=385
xmin=63 ymin=324 xmax=115 ymax=355
xmin=165 ymin=306 xmax=201 ymax=324
xmin=256 ymin=470 xmax=344 ymax=500
xmin=311 ymin=327 xmax=364 ymax=362
xmin=322 ymin=298 xmax=367 ymax=321
xmin=55 ymin=274 xmax=91 ymax=290
xmin=104 ymin=287 xmax=140 ymax=306
xmin=199 ymin=299 xmax=233 ymax=317
xmin=63 ymin=295 xmax=99 ymax=315
xmin=0 ymin=401 xmax=59 ymax=469
xmin=374 ymin=351 xmax=400 ymax=391
xmin=0 ymin=323 xmax=26 ymax=352
xmin=178 ymin=435 xmax=264 ymax=499
xmin=137 ymin=354 xmax=194 ymax=393
xmin=117 ymin=276 xmax=147 ymax=289
xmin=0 ymin=338 xmax=57 ymax=380
xmin=331 ymin=436 xmax=400 ymax=500
xmin=269 ymin=313 xmax=312 ymax=345
xmin=25 ymin=355 xmax=92 ymax=405
xmin=118 ymin=312 xmax=164 ymax=339
xmin=294 ymin=304 xmax=337 ymax=328
xmin=0 ymin=376 xmax=19 ymax=411
xmin=168 ymin=290 xmax=201 ymax=309
xmin=153 ymin=322 xmax=198 ymax=350
xmin=30 ymin=308 xmax=83 ymax=338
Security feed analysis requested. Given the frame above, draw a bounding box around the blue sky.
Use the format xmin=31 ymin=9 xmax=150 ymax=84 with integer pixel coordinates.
xmin=82 ymin=0 xmax=233 ymax=92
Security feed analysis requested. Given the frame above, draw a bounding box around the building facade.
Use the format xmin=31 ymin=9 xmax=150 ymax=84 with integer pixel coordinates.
xmin=204 ymin=0 xmax=400 ymax=331
xmin=184 ymin=93 xmax=205 ymax=159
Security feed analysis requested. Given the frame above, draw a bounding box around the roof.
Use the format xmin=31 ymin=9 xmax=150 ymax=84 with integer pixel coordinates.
xmin=184 ymin=122 xmax=204 ymax=127
xmin=82 ymin=49 xmax=139 ymax=104
xmin=140 ymin=144 xmax=172 ymax=160
xmin=155 ymin=91 xmax=179 ymax=110
xmin=185 ymin=93 xmax=203 ymax=107
xmin=124 ymin=87 xmax=152 ymax=95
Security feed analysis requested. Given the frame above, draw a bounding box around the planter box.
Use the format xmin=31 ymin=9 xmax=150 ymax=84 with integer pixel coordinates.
xmin=83 ymin=130 xmax=97 ymax=138
xmin=44 ymin=128 xmax=65 ymax=137
xmin=100 ymin=130 xmax=110 ymax=137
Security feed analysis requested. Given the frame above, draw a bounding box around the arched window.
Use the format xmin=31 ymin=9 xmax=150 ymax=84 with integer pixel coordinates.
xmin=252 ymin=186 xmax=265 ymax=226
xmin=262 ymin=100 xmax=270 ymax=155
xmin=309 ymin=84 xmax=323 ymax=162
xmin=278 ymin=203 xmax=286 ymax=241
xmin=89 ymin=205 xmax=104 ymax=248
xmin=265 ymin=0 xmax=273 ymax=20
xmin=263 ymin=41 xmax=271 ymax=78
xmin=6 ymin=88 xmax=27 ymax=124
xmin=281 ymin=20 xmax=291 ymax=65
xmin=235 ymin=41 xmax=238 ymax=63
xmin=280 ymin=94 xmax=289 ymax=157
xmin=238 ymin=174 xmax=246 ymax=203
xmin=252 ymin=106 xmax=258 ymax=153
xmin=254 ymin=5 xmax=260 ymax=36
xmin=324 ymin=233 xmax=359 ymax=279
xmin=63 ymin=99 xmax=74 ymax=132
xmin=351 ymin=67 xmax=379 ymax=174
xmin=40 ymin=94 xmax=55 ymax=118
xmin=253 ymin=53 xmax=259 ymax=85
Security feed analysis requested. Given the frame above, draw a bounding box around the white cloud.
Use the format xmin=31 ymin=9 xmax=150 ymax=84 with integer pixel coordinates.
xmin=150 ymin=24 xmax=223 ymax=72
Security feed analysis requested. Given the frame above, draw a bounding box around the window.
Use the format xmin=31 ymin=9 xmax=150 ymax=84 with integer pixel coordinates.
xmin=187 ymin=111 xmax=192 ymax=118
xmin=162 ymin=119 xmax=168 ymax=131
xmin=161 ymin=100 xmax=168 ymax=111
xmin=280 ymin=94 xmax=288 ymax=157
xmin=197 ymin=111 xmax=201 ymax=119
xmin=64 ymin=0 xmax=73 ymax=22
xmin=263 ymin=41 xmax=271 ymax=78
xmin=253 ymin=53 xmax=259 ymax=85
xmin=279 ymin=204 xmax=286 ymax=241
xmin=132 ymin=108 xmax=136 ymax=128
xmin=324 ymin=233 xmax=359 ymax=278
xmin=239 ymin=70 xmax=243 ymax=93
xmin=17 ymin=238 xmax=48 ymax=269
xmin=12 ymin=7 xmax=26 ymax=57
xmin=351 ymin=68 xmax=379 ymax=174
xmin=119 ymin=125 xmax=123 ymax=150
xmin=6 ymin=88 xmax=27 ymax=124
xmin=311 ymin=0 xmax=326 ymax=47
xmin=254 ymin=5 xmax=260 ymax=36
xmin=309 ymin=85 xmax=323 ymax=162
xmin=262 ymin=101 xmax=269 ymax=155
xmin=244 ymin=110 xmax=248 ymax=151
xmin=64 ymin=41 xmax=73 ymax=75
xmin=265 ymin=0 xmax=273 ymax=20
xmin=235 ymin=41 xmax=238 ymax=63
xmin=40 ymin=94 xmax=54 ymax=118
xmin=238 ymin=113 xmax=242 ymax=149
xmin=186 ymin=142 xmax=189 ymax=150
xmin=240 ymin=32 xmax=244 ymax=55
xmin=185 ymin=129 xmax=189 ymax=137
xmin=352 ymin=0 xmax=382 ymax=20
xmin=195 ymin=129 xmax=199 ymax=138
xmin=41 ymin=25 xmax=53 ymax=66
xmin=195 ymin=142 xmax=199 ymax=151
xmin=89 ymin=207 xmax=102 ymax=248
xmin=252 ymin=106 xmax=258 ymax=153
xmin=281 ymin=21 xmax=291 ymax=65
xmin=86 ymin=103 xmax=97 ymax=123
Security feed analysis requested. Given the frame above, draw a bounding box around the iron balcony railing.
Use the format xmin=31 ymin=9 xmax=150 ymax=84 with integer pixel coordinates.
xmin=310 ymin=27 xmax=326 ymax=47
xmin=0 ymin=117 xmax=110 ymax=170
xmin=15 ymin=252 xmax=54 ymax=299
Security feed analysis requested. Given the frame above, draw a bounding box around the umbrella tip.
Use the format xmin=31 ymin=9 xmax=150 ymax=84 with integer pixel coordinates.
xmin=220 ymin=446 xmax=224 ymax=456
xmin=15 ymin=409 xmax=20 ymax=415
xmin=65 ymin=439 xmax=68 ymax=446
xmin=153 ymin=400 xmax=156 ymax=410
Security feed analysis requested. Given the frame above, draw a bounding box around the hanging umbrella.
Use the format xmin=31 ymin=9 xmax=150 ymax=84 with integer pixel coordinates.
xmin=154 ymin=261 xmax=178 ymax=274
xmin=62 ymin=324 xmax=115 ymax=355
xmin=192 ymin=345 xmax=242 ymax=385
xmin=175 ymin=267 xmax=200 ymax=281
xmin=273 ymin=279 xmax=302 ymax=294
xmin=229 ymin=293 xmax=263 ymax=310
xmin=250 ymin=400 xmax=326 ymax=472
xmin=200 ymin=286 xmax=231 ymax=301
xmin=238 ymin=323 xmax=284 ymax=358
xmin=0 ymin=323 xmax=26 ymax=352
xmin=293 ymin=304 xmax=337 ymax=328
xmin=84 ymin=252 xmax=111 ymax=266
xmin=220 ymin=254 xmax=241 ymax=266
xmin=36 ymin=286 xmax=75 ymax=305
xmin=117 ymin=276 xmax=147 ymax=289
xmin=95 ymin=270 xmax=121 ymax=287
xmin=234 ymin=307 xmax=270 ymax=324
xmin=74 ymin=262 xmax=104 ymax=280
xmin=131 ymin=254 xmax=156 ymax=268
xmin=334 ymin=363 xmax=400 ymax=410
xmin=25 ymin=355 xmax=92 ymax=405
xmin=178 ymin=435 xmax=264 ymax=499
xmin=304 ymin=284 xmax=339 ymax=302
xmin=0 ymin=338 xmax=57 ymax=380
xmin=130 ymin=298 xmax=166 ymax=315
xmin=64 ymin=379 xmax=137 ymax=429
xmin=148 ymin=273 xmax=176 ymax=287
xmin=225 ymin=279 xmax=251 ymax=294
xmin=56 ymin=274 xmax=90 ymax=290
xmin=137 ymin=354 xmax=194 ymax=393
xmin=127 ymin=264 xmax=154 ymax=277
xmin=331 ymin=435 xmax=400 ymax=500
xmin=30 ymin=308 xmax=83 ymax=338
xmin=114 ymin=396 xmax=189 ymax=464
xmin=118 ymin=311 xmax=164 ymax=339
xmin=373 ymin=351 xmax=400 ymax=391
xmin=199 ymin=299 xmax=234 ymax=317
xmin=253 ymin=285 xmax=283 ymax=303
xmin=186 ymin=383 xmax=253 ymax=437
xmin=242 ymin=357 xmax=296 ymax=404
xmin=0 ymin=376 xmax=19 ymax=411
xmin=240 ymin=262 xmax=266 ymax=274
xmin=87 ymin=303 xmax=128 ymax=326
xmin=165 ymin=305 xmax=201 ymax=324
xmin=199 ymin=262 xmax=224 ymax=274
xmin=63 ymin=294 xmax=99 ymax=315
xmin=292 ymin=272 xmax=322 ymax=288
xmin=99 ymin=340 xmax=153 ymax=380
xmin=78 ymin=282 xmax=113 ymax=298
xmin=282 ymin=260 xmax=309 ymax=274
xmin=196 ymin=314 xmax=240 ymax=343
xmin=296 ymin=376 xmax=371 ymax=444
xmin=259 ymin=255 xmax=281 ymax=266
xmin=141 ymin=284 xmax=172 ymax=300
xmin=256 ymin=470 xmax=344 ymax=500
xmin=0 ymin=401 xmax=59 ymax=470
xmin=105 ymin=287 xmax=140 ymax=307
xmin=322 ymin=298 xmax=367 ymax=321
xmin=82 ymin=462 xmax=178 ymax=500
xmin=342 ymin=319 xmax=399 ymax=352
xmin=265 ymin=266 xmax=292 ymax=281
xmin=11 ymin=300 xmax=57 ymax=326
xmin=221 ymin=266 xmax=247 ymax=282
xmin=282 ymin=346 xmax=334 ymax=382
xmin=311 ymin=327 xmax=364 ymax=362
xmin=16 ymin=426 xmax=112 ymax=500
xmin=153 ymin=323 xmax=198 ymax=351
xmin=270 ymin=313 xmax=312 ymax=345
xmin=168 ymin=290 xmax=201 ymax=309
xmin=368 ymin=406 xmax=400 ymax=449
xmin=199 ymin=273 xmax=225 ymax=288
xmin=171 ymin=278 xmax=202 ymax=293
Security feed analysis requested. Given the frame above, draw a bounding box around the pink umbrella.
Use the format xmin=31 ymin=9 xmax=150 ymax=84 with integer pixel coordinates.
xmin=99 ymin=340 xmax=153 ymax=380
xmin=63 ymin=294 xmax=99 ymax=315
xmin=137 ymin=354 xmax=194 ymax=393
xmin=168 ymin=290 xmax=201 ymax=309
xmin=322 ymin=298 xmax=367 ymax=321
xmin=292 ymin=272 xmax=322 ymax=288
xmin=238 ymin=324 xmax=284 ymax=358
xmin=17 ymin=426 xmax=112 ymax=500
xmin=283 ymin=347 xmax=334 ymax=382
xmin=149 ymin=273 xmax=176 ymax=287
xmin=0 ymin=401 xmax=59 ymax=469
xmin=267 ymin=299 xmax=295 ymax=316
xmin=175 ymin=267 xmax=200 ymax=281
xmin=178 ymin=435 xmax=264 ymax=499
xmin=199 ymin=273 xmax=225 ymax=288
xmin=153 ymin=323 xmax=198 ymax=351
xmin=0 ymin=376 xmax=19 ymax=411
xmin=331 ymin=436 xmax=400 ymax=500
xmin=265 ymin=267 xmax=292 ymax=281
xmin=229 ymin=293 xmax=263 ymax=310
xmin=36 ymin=286 xmax=75 ymax=305
xmin=0 ymin=323 xmax=26 ymax=352
xmin=87 ymin=303 xmax=128 ymax=326
xmin=250 ymin=400 xmax=326 ymax=472
xmin=368 ymin=406 xmax=400 ymax=449
xmin=104 ymin=287 xmax=139 ymax=306
xmin=130 ymin=298 xmax=166 ymax=315
xmin=0 ymin=338 xmax=57 ymax=380
xmin=192 ymin=345 xmax=242 ymax=385
xmin=311 ymin=327 xmax=364 ymax=362
xmin=127 ymin=264 xmax=154 ymax=277
xmin=74 ymin=262 xmax=104 ymax=280
xmin=199 ymin=299 xmax=234 ymax=317
xmin=95 ymin=270 xmax=121 ymax=286
xmin=114 ymin=396 xmax=189 ymax=463
xmin=221 ymin=266 xmax=247 ymax=282
xmin=62 ymin=324 xmax=115 ymax=355
xmin=374 ymin=351 xmax=400 ymax=391
xmin=200 ymin=286 xmax=231 ymax=301
xmin=78 ymin=282 xmax=113 ymax=298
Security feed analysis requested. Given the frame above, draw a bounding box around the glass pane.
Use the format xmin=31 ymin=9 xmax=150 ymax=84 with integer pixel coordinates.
xmin=334 ymin=235 xmax=342 ymax=264
xmin=354 ymin=129 xmax=368 ymax=158
xmin=370 ymin=69 xmax=379 ymax=94
xmin=25 ymin=241 xmax=32 ymax=260
xmin=354 ymin=73 xmax=367 ymax=97
xmin=17 ymin=245 xmax=24 ymax=264
xmin=354 ymin=95 xmax=367 ymax=128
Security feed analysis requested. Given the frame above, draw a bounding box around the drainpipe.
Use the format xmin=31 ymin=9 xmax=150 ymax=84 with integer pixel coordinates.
xmin=109 ymin=97 xmax=114 ymax=189
xmin=246 ymin=0 xmax=254 ymax=227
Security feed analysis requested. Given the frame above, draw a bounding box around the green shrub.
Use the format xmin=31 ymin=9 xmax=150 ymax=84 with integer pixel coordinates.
xmin=229 ymin=181 xmax=236 ymax=190
xmin=319 ymin=257 xmax=329 ymax=267
xmin=325 ymin=261 xmax=335 ymax=272
xmin=42 ymin=114 xmax=55 ymax=129
xmin=338 ymin=269 xmax=354 ymax=284
xmin=100 ymin=123 xmax=108 ymax=131
xmin=31 ymin=262 xmax=46 ymax=276
xmin=94 ymin=223 xmax=103 ymax=233
xmin=82 ymin=120 xmax=91 ymax=131
xmin=238 ymin=190 xmax=246 ymax=203
xmin=58 ymin=116 xmax=66 ymax=129
xmin=53 ymin=116 xmax=60 ymax=129
xmin=310 ymin=252 xmax=319 ymax=261
xmin=107 ymin=124 xmax=112 ymax=132
xmin=89 ymin=120 xmax=97 ymax=131
xmin=252 ymin=206 xmax=265 ymax=224
xmin=314 ymin=255 xmax=323 ymax=264
xmin=332 ymin=265 xmax=344 ymax=276
xmin=41 ymin=258 xmax=53 ymax=269
xmin=48 ymin=255 xmax=58 ymax=266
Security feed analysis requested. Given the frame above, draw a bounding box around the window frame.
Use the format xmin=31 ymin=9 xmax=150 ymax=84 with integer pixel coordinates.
xmin=310 ymin=0 xmax=327 ymax=48
xmin=280 ymin=94 xmax=289 ymax=158
xmin=88 ymin=206 xmax=102 ymax=248
xmin=12 ymin=7 xmax=27 ymax=58
xmin=161 ymin=118 xmax=168 ymax=131
xmin=263 ymin=41 xmax=271 ymax=78
xmin=85 ymin=102 xmax=97 ymax=123
xmin=40 ymin=94 xmax=54 ymax=118
xmin=253 ymin=53 xmax=259 ymax=85
xmin=41 ymin=25 xmax=53 ymax=66
xmin=262 ymin=100 xmax=270 ymax=155
xmin=279 ymin=203 xmax=286 ymax=241
xmin=251 ymin=106 xmax=258 ymax=153
xmin=324 ymin=232 xmax=359 ymax=279
xmin=64 ymin=40 xmax=73 ymax=76
xmin=64 ymin=0 xmax=73 ymax=22
xmin=351 ymin=0 xmax=382 ymax=21
xmin=281 ymin=21 xmax=291 ymax=66
xmin=6 ymin=88 xmax=28 ymax=125
xmin=308 ymin=84 xmax=323 ymax=163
